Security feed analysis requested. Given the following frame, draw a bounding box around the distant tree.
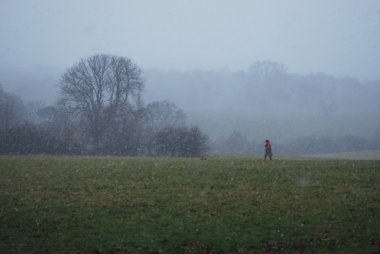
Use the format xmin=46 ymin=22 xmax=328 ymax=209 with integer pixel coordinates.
xmin=2 ymin=123 xmax=48 ymax=154
xmin=153 ymin=126 xmax=208 ymax=157
xmin=0 ymin=84 xmax=26 ymax=130
xmin=25 ymin=101 xmax=47 ymax=123
xmin=36 ymin=105 xmax=82 ymax=154
xmin=143 ymin=100 xmax=187 ymax=155
xmin=0 ymin=85 xmax=27 ymax=153
xmin=248 ymin=61 xmax=287 ymax=81
xmin=59 ymin=54 xmax=144 ymax=153
xmin=185 ymin=126 xmax=209 ymax=157
xmin=36 ymin=105 xmax=59 ymax=123
xmin=154 ymin=126 xmax=181 ymax=156
xmin=101 ymin=108 xmax=146 ymax=155
xmin=145 ymin=100 xmax=186 ymax=129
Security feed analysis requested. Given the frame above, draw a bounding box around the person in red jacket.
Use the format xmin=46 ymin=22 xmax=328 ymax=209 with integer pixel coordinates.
xmin=264 ymin=139 xmax=272 ymax=160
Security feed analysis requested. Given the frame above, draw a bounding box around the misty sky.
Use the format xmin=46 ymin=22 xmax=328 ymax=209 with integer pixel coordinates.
xmin=1 ymin=0 xmax=380 ymax=80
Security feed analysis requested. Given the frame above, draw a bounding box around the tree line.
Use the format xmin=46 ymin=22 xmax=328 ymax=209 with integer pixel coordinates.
xmin=0 ymin=54 xmax=209 ymax=156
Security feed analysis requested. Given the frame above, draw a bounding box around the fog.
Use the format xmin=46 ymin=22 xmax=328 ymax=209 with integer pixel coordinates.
xmin=144 ymin=67 xmax=380 ymax=140
xmin=2 ymin=0 xmax=380 ymax=78
xmin=1 ymin=0 xmax=380 ymax=155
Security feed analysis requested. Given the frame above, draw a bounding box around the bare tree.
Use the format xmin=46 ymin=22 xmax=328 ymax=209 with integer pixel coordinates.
xmin=59 ymin=54 xmax=144 ymax=152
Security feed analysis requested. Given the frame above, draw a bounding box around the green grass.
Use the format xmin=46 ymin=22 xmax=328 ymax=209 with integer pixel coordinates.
xmin=0 ymin=155 xmax=379 ymax=253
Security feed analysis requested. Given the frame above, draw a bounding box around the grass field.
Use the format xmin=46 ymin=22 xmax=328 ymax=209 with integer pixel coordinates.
xmin=302 ymin=150 xmax=380 ymax=160
xmin=0 ymin=156 xmax=379 ymax=253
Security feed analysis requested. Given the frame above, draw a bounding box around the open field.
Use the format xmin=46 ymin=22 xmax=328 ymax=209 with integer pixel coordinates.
xmin=301 ymin=150 xmax=380 ymax=160
xmin=0 ymin=156 xmax=379 ymax=253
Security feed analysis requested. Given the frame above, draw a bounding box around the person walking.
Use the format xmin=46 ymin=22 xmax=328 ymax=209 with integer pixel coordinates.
xmin=264 ymin=139 xmax=272 ymax=160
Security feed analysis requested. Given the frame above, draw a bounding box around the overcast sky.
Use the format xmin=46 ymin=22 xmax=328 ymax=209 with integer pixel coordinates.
xmin=1 ymin=0 xmax=380 ymax=80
